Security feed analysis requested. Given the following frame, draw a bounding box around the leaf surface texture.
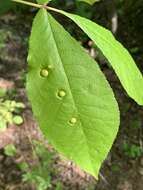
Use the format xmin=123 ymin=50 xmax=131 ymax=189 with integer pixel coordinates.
xmin=27 ymin=9 xmax=119 ymax=178
xmin=59 ymin=11 xmax=143 ymax=105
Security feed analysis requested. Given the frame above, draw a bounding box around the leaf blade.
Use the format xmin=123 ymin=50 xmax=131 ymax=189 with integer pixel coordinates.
xmin=27 ymin=9 xmax=119 ymax=178
xmin=58 ymin=11 xmax=143 ymax=105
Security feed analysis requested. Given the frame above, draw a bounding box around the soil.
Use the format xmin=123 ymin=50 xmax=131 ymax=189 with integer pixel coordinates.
xmin=0 ymin=6 xmax=143 ymax=190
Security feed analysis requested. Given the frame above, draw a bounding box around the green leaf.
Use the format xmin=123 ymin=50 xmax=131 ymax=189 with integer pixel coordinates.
xmin=0 ymin=88 xmax=6 ymax=97
xmin=77 ymin=0 xmax=101 ymax=5
xmin=18 ymin=162 xmax=29 ymax=171
xmin=27 ymin=9 xmax=119 ymax=178
xmin=37 ymin=0 xmax=51 ymax=5
xmin=13 ymin=115 xmax=23 ymax=125
xmin=4 ymin=144 xmax=17 ymax=157
xmin=0 ymin=115 xmax=7 ymax=131
xmin=15 ymin=102 xmax=25 ymax=109
xmin=58 ymin=11 xmax=143 ymax=105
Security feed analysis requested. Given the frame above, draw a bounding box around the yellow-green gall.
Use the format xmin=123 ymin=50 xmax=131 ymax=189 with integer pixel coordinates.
xmin=40 ymin=69 xmax=49 ymax=77
xmin=58 ymin=90 xmax=66 ymax=98
xmin=69 ymin=117 xmax=77 ymax=125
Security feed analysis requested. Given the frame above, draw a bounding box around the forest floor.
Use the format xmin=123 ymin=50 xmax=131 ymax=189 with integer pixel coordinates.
xmin=0 ymin=10 xmax=143 ymax=190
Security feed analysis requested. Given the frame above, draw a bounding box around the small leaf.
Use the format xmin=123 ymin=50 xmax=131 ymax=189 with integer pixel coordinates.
xmin=36 ymin=0 xmax=51 ymax=5
xmin=4 ymin=144 xmax=17 ymax=157
xmin=77 ymin=0 xmax=101 ymax=5
xmin=18 ymin=162 xmax=29 ymax=171
xmin=13 ymin=115 xmax=23 ymax=125
xmin=27 ymin=9 xmax=119 ymax=178
xmin=58 ymin=11 xmax=143 ymax=105
xmin=0 ymin=88 xmax=6 ymax=97
xmin=15 ymin=102 xmax=25 ymax=109
xmin=0 ymin=116 xmax=7 ymax=131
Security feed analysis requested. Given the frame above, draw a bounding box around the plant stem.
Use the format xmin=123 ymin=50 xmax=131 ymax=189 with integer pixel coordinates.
xmin=12 ymin=0 xmax=42 ymax=8
xmin=12 ymin=0 xmax=62 ymax=14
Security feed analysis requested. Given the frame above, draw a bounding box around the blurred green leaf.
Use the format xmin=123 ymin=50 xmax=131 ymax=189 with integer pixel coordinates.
xmin=0 ymin=89 xmax=7 ymax=97
xmin=37 ymin=0 xmax=51 ymax=4
xmin=13 ymin=115 xmax=23 ymax=125
xmin=123 ymin=143 xmax=143 ymax=158
xmin=5 ymin=144 xmax=17 ymax=157
xmin=77 ymin=0 xmax=101 ymax=5
xmin=0 ymin=115 xmax=7 ymax=131
xmin=18 ymin=162 xmax=29 ymax=171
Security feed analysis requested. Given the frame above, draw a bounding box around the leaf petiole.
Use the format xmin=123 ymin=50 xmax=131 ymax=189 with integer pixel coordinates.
xmin=12 ymin=0 xmax=62 ymax=13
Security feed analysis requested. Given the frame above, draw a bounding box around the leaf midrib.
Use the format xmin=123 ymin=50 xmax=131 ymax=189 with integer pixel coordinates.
xmin=46 ymin=12 xmax=95 ymax=174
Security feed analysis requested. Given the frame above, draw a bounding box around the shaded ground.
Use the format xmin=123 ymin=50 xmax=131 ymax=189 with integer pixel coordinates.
xmin=0 ymin=4 xmax=143 ymax=190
